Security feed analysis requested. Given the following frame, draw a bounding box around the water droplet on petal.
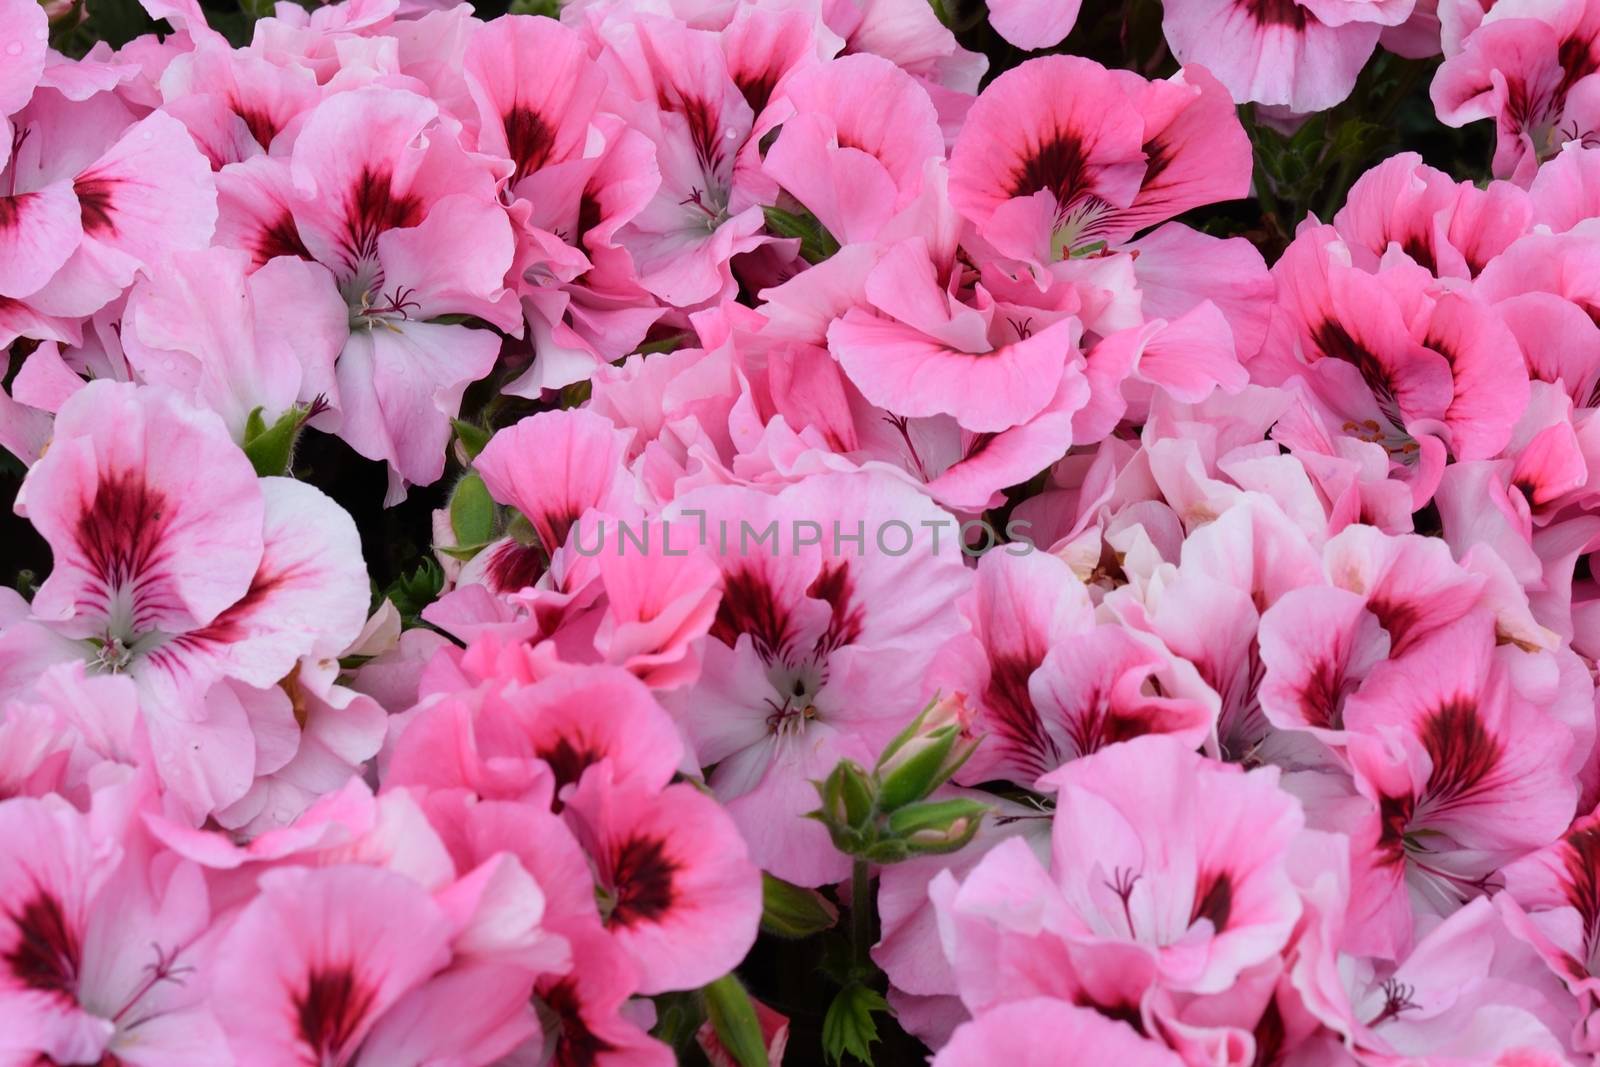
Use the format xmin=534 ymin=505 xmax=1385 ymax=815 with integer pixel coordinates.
xmin=5 ymin=41 xmax=22 ymax=55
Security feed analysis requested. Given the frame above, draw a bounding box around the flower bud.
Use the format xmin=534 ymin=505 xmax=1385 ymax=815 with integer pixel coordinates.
xmin=759 ymin=872 xmax=838 ymax=939
xmin=874 ymin=693 xmax=978 ymax=812
xmin=814 ymin=760 xmax=876 ymax=833
xmin=886 ymin=797 xmax=989 ymax=855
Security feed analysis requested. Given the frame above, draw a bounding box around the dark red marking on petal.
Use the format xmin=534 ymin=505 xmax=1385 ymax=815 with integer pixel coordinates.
xmin=185 ymin=565 xmax=288 ymax=645
xmin=573 ymin=192 xmax=603 ymax=251
xmin=1251 ymin=997 xmax=1285 ymax=1067
xmin=1242 ymin=0 xmax=1307 ymax=29
xmin=1010 ymin=132 xmax=1090 ymax=207
xmin=1080 ymin=995 xmax=1144 ymax=1035
xmin=1400 ymin=234 xmax=1439 ymax=276
xmin=984 ymin=651 xmax=1059 ymax=778
xmin=1311 ymin=318 xmax=1400 ymax=414
xmin=659 ymin=92 xmax=726 ymax=171
xmin=4 ymin=893 xmax=80 ymax=997
xmin=233 ymin=105 xmax=281 ymax=150
xmin=1063 ymin=687 xmax=1150 ymax=756
xmin=1556 ymin=33 xmax=1600 ymax=104
xmin=735 ymin=69 xmax=781 ymax=119
xmin=75 ymin=472 xmax=171 ymax=616
xmin=807 ymin=561 xmax=864 ymax=656
xmin=1190 ymin=871 xmax=1233 ymax=933
xmin=608 ymin=835 xmax=678 ymax=927
xmin=342 ymin=168 xmax=423 ymax=265
xmin=542 ymin=977 xmax=618 ymax=1067
xmin=1419 ymin=699 xmax=1501 ymax=805
xmin=1377 ymin=791 xmax=1415 ymax=865
xmin=0 ymin=193 xmax=31 ymax=233
xmin=533 ymin=507 xmax=582 ymax=557
xmin=294 ymin=965 xmax=376 ymax=1059
xmin=1298 ymin=658 xmax=1347 ymax=731
xmin=254 ymin=211 xmax=312 ymax=266
xmin=1140 ymin=134 xmax=1173 ymax=190
xmin=503 ymin=105 xmax=555 ymax=185
xmin=485 ymin=540 xmax=548 ymax=594
xmin=1363 ymin=595 xmax=1423 ymax=655
xmin=537 ymin=736 xmax=603 ymax=810
xmin=711 ymin=567 xmax=794 ymax=661
xmin=74 ymin=176 xmax=117 ymax=238
xmin=1563 ymin=823 xmax=1600 ymax=958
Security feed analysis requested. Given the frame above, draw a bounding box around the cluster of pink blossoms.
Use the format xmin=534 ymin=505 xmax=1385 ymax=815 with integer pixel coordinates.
xmin=3 ymin=0 xmax=1600 ymax=1062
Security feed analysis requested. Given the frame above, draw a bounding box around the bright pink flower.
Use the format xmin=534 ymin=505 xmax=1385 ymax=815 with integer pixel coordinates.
xmin=215 ymin=86 xmax=520 ymax=501
xmin=935 ymin=736 xmax=1305 ymax=1018
xmin=592 ymin=13 xmax=769 ymax=308
xmin=564 ymin=764 xmax=761 ymax=994
xmin=948 ymin=57 xmax=1250 ymax=258
xmin=156 ymin=41 xmax=321 ymax=168
xmin=461 ymin=407 xmax=636 ymax=607
xmin=1161 ymin=0 xmax=1391 ymax=112
xmin=825 ymin=233 xmax=1088 ymax=433
xmin=933 ymin=998 xmax=1184 ymax=1067
xmin=1 ymin=382 xmax=368 ymax=819
xmin=0 ymin=91 xmax=216 ymax=317
xmin=1332 ymin=151 xmax=1531 ymax=277
xmin=0 ymin=790 xmax=229 ymax=1066
xmin=762 ymin=53 xmax=944 ymax=245
xmin=388 ymin=664 xmax=684 ymax=809
xmin=212 ymin=863 xmax=549 ymax=1066
xmin=953 ymin=550 xmax=1214 ymax=787
xmin=1433 ymin=0 xmax=1600 ymax=182
xmin=1343 ymin=613 xmax=1582 ymax=955
xmin=662 ymin=472 xmax=973 ymax=886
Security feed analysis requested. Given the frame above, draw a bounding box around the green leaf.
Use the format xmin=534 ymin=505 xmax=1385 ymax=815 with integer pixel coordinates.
xmin=760 ymin=872 xmax=839 ymax=939
xmin=241 ymin=405 xmax=306 ymax=478
xmin=702 ymin=974 xmax=769 ymax=1067
xmin=382 ymin=559 xmax=445 ymax=625
xmin=448 ymin=473 xmax=496 ymax=548
xmin=822 ymin=984 xmax=888 ymax=1066
xmin=507 ymin=0 xmax=562 ymax=15
xmin=451 ymin=418 xmax=492 ymax=461
xmin=650 ymin=990 xmax=707 ymax=1054
xmin=762 ymin=205 xmax=840 ymax=264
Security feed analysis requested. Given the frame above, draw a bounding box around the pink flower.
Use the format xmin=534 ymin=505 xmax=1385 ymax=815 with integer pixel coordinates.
xmin=933 ymin=998 xmax=1184 ymax=1067
xmin=662 ymin=472 xmax=973 ymax=885
xmin=1433 ymin=0 xmax=1600 ymax=182
xmin=564 ymin=765 xmax=762 ymax=994
xmin=1161 ymin=0 xmax=1393 ymax=112
xmin=215 ymin=85 xmax=520 ymax=501
xmin=1 ymin=92 xmax=216 ymax=319
xmin=212 ymin=863 xmax=554 ymax=1066
xmin=0 ymin=789 xmax=229 ymax=1066
xmin=1 ymin=382 xmax=368 ymax=820
xmin=949 ymin=58 xmax=1251 ymax=258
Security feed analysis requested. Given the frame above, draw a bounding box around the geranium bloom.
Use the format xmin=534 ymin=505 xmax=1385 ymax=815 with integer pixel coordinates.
xmin=1160 ymin=0 xmax=1406 ymax=113
xmin=933 ymin=736 xmax=1305 ymax=1018
xmin=0 ymin=382 xmax=369 ymax=819
xmin=947 ymin=57 xmax=1251 ymax=259
xmin=662 ymin=471 xmax=973 ymax=886
xmin=0 ymin=91 xmax=217 ymax=322
xmin=215 ymin=85 xmax=521 ymax=502
xmin=1433 ymin=0 xmax=1600 ymax=182
xmin=0 ymin=791 xmax=229 ymax=1066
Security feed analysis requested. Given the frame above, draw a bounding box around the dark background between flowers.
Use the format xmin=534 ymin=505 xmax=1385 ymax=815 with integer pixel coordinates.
xmin=0 ymin=0 xmax=1492 ymax=1061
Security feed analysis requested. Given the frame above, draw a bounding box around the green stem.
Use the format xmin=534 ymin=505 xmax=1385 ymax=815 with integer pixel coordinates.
xmin=851 ymin=857 xmax=872 ymax=971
